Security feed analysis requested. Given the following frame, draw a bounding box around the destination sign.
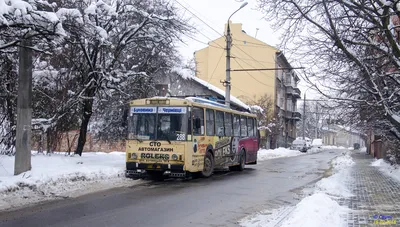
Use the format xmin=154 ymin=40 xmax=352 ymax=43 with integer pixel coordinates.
xmin=131 ymin=107 xmax=156 ymax=114
xmin=158 ymin=107 xmax=186 ymax=114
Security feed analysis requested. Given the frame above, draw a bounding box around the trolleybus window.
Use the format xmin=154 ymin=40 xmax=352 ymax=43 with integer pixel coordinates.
xmin=247 ymin=118 xmax=254 ymax=137
xmin=240 ymin=116 xmax=247 ymax=137
xmin=192 ymin=107 xmax=204 ymax=136
xmin=233 ymin=114 xmax=240 ymax=136
xmin=128 ymin=114 xmax=156 ymax=140
xmin=224 ymin=113 xmax=233 ymax=136
xmin=216 ymin=111 xmax=224 ymax=136
xmin=206 ymin=109 xmax=215 ymax=136
xmin=157 ymin=107 xmax=189 ymax=141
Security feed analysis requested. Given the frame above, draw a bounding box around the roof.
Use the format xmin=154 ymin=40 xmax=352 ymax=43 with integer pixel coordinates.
xmin=133 ymin=96 xmax=255 ymax=117
xmin=173 ymin=67 xmax=251 ymax=111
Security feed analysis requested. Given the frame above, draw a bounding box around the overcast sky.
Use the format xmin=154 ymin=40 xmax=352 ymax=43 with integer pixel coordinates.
xmin=174 ymin=0 xmax=320 ymax=99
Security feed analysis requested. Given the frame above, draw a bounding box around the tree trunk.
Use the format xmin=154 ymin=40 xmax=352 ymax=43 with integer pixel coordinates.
xmin=75 ymin=89 xmax=95 ymax=156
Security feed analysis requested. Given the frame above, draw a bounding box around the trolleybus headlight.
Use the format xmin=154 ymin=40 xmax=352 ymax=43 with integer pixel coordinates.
xmin=172 ymin=154 xmax=178 ymax=160
xmin=131 ymin=153 xmax=137 ymax=159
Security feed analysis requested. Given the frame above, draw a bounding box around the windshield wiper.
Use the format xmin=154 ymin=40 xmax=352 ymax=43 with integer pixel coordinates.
xmin=159 ymin=130 xmax=171 ymax=144
xmin=130 ymin=135 xmax=143 ymax=143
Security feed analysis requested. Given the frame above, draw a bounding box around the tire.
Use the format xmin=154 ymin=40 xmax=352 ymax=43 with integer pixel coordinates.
xmin=229 ymin=149 xmax=246 ymax=171
xmin=201 ymin=151 xmax=214 ymax=178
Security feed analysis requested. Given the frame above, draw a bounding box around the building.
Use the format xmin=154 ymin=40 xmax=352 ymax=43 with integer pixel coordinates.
xmin=194 ymin=22 xmax=301 ymax=148
xmin=155 ymin=70 xmax=250 ymax=112
xmin=321 ymin=125 xmax=366 ymax=148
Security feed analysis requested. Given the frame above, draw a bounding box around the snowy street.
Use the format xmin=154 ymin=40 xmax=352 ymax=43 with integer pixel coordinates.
xmin=0 ymin=148 xmax=341 ymax=227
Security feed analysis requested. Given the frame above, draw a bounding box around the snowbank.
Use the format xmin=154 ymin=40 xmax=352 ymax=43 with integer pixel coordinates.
xmin=257 ymin=148 xmax=305 ymax=161
xmin=280 ymin=193 xmax=347 ymax=227
xmin=315 ymin=171 xmax=353 ymax=198
xmin=331 ymin=153 xmax=355 ymax=168
xmin=322 ymin=145 xmax=347 ymax=150
xmin=314 ymin=152 xmax=354 ymax=198
xmin=0 ymin=152 xmax=140 ymax=211
xmin=371 ymin=159 xmax=400 ymax=183
xmin=242 ymin=152 xmax=353 ymax=227
xmin=240 ymin=193 xmax=347 ymax=227
xmin=257 ymin=147 xmax=321 ymax=161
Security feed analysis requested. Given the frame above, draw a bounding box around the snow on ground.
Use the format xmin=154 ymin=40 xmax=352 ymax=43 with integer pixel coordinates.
xmin=315 ymin=153 xmax=354 ymax=198
xmin=322 ymin=145 xmax=347 ymax=149
xmin=242 ymin=152 xmax=353 ymax=227
xmin=257 ymin=147 xmax=323 ymax=161
xmin=240 ymin=193 xmax=348 ymax=227
xmin=371 ymin=159 xmax=400 ymax=183
xmin=257 ymin=148 xmax=305 ymax=161
xmin=0 ymin=152 xmax=140 ymax=211
xmin=280 ymin=193 xmax=347 ymax=227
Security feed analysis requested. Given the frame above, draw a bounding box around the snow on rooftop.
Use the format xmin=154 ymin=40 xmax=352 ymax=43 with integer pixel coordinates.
xmin=172 ymin=67 xmax=250 ymax=111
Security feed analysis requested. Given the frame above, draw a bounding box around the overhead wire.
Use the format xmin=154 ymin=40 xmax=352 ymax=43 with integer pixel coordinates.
xmin=182 ymin=34 xmax=223 ymax=49
xmin=208 ymin=50 xmax=225 ymax=83
xmin=172 ymin=0 xmax=224 ymax=37
xmin=233 ymin=39 xmax=274 ymax=47
xmin=232 ymin=57 xmax=275 ymax=88
xmin=173 ymin=0 xmax=272 ymax=100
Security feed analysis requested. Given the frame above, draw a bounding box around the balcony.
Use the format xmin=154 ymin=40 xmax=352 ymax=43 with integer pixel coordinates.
xmin=286 ymin=87 xmax=301 ymax=98
xmin=283 ymin=110 xmax=302 ymax=121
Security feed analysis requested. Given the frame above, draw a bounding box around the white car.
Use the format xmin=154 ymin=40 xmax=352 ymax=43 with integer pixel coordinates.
xmin=296 ymin=137 xmax=312 ymax=149
xmin=291 ymin=139 xmax=308 ymax=152
xmin=312 ymin=139 xmax=323 ymax=148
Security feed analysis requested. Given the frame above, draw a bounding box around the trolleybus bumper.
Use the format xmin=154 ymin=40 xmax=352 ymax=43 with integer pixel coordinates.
xmin=125 ymin=162 xmax=186 ymax=178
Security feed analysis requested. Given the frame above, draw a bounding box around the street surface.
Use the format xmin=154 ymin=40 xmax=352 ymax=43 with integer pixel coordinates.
xmin=0 ymin=150 xmax=340 ymax=227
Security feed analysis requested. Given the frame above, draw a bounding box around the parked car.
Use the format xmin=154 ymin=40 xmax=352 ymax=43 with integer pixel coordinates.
xmin=312 ymin=139 xmax=323 ymax=148
xmin=291 ymin=139 xmax=308 ymax=152
xmin=297 ymin=137 xmax=312 ymax=149
xmin=305 ymin=138 xmax=312 ymax=149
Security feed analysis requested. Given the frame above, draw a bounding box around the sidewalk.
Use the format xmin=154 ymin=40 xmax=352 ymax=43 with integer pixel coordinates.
xmin=341 ymin=152 xmax=400 ymax=227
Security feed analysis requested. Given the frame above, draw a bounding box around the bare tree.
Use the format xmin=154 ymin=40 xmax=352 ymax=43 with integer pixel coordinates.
xmin=48 ymin=0 xmax=191 ymax=155
xmin=249 ymin=94 xmax=283 ymax=148
xmin=258 ymin=0 xmax=400 ymax=145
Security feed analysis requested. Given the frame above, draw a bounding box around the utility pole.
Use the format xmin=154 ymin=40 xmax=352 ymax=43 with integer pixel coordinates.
xmin=223 ymin=2 xmax=248 ymax=108
xmin=225 ymin=22 xmax=232 ymax=108
xmin=303 ymin=93 xmax=306 ymax=140
xmin=315 ymin=102 xmax=318 ymax=139
xmin=14 ymin=38 xmax=33 ymax=175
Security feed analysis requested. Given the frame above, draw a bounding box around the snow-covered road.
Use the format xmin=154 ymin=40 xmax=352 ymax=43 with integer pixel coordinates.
xmin=0 ymin=152 xmax=141 ymax=211
xmin=240 ymin=149 xmax=354 ymax=227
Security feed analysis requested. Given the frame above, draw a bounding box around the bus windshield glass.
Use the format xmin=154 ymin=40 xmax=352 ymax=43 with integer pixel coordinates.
xmin=128 ymin=106 xmax=188 ymax=141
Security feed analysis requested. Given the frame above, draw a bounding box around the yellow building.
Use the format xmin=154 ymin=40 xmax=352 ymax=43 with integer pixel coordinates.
xmin=194 ymin=22 xmax=301 ymax=148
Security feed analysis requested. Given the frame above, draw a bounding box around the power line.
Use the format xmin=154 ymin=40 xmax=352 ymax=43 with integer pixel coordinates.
xmin=231 ymin=56 xmax=275 ymax=64
xmin=173 ymin=0 xmax=224 ymax=37
xmin=231 ymin=67 xmax=304 ymax=72
xmin=172 ymin=0 xmax=227 ymax=51
xmin=208 ymin=50 xmax=225 ymax=83
xmin=230 ymin=51 xmax=275 ymax=79
xmin=178 ymin=0 xmax=221 ymax=35
xmin=232 ymin=58 xmax=275 ymax=88
xmin=233 ymin=39 xmax=274 ymax=48
xmin=233 ymin=44 xmax=270 ymax=68
xmin=183 ymin=34 xmax=223 ymax=49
